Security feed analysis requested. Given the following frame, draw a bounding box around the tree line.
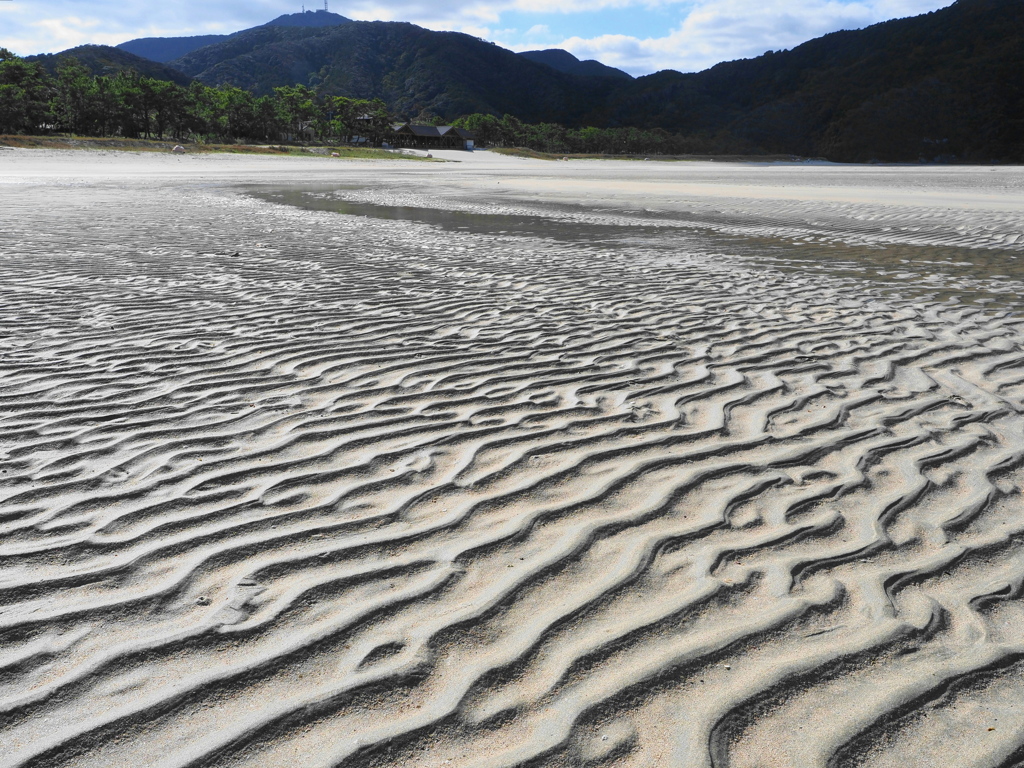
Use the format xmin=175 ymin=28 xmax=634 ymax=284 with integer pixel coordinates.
xmin=2 ymin=48 xmax=718 ymax=155
xmin=451 ymin=113 xmax=722 ymax=156
xmin=0 ymin=50 xmax=392 ymax=143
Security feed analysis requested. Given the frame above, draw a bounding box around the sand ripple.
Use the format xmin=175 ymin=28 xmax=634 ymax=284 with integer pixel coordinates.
xmin=2 ymin=177 xmax=1024 ymax=767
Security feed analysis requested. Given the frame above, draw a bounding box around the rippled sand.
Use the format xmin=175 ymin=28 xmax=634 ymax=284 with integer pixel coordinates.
xmin=2 ymin=149 xmax=1024 ymax=768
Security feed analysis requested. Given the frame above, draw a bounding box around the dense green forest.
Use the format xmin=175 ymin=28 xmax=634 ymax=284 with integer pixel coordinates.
xmin=117 ymin=10 xmax=353 ymax=64
xmin=0 ymin=49 xmax=688 ymax=153
xmin=27 ymin=45 xmax=193 ymax=87
xmin=604 ymin=0 xmax=1024 ymax=161
xmin=166 ymin=21 xmax=618 ymax=126
xmin=0 ymin=49 xmax=393 ymax=143
xmin=450 ymin=113 xmax=710 ymax=155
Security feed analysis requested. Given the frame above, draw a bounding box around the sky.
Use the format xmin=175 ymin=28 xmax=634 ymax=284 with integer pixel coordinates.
xmin=1 ymin=0 xmax=954 ymax=75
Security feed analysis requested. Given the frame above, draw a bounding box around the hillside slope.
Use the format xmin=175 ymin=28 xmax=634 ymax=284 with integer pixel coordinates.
xmin=519 ymin=49 xmax=632 ymax=80
xmin=610 ymin=0 xmax=1023 ymax=160
xmin=171 ymin=22 xmax=618 ymax=124
xmin=26 ymin=45 xmax=192 ymax=86
xmin=116 ymin=34 xmax=230 ymax=64
xmin=117 ymin=10 xmax=351 ymax=63
xmin=164 ymin=0 xmax=1022 ymax=160
xmin=38 ymin=0 xmax=1024 ymax=160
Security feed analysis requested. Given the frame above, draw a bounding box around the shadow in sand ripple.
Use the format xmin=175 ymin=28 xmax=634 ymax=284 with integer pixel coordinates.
xmin=1 ymin=172 xmax=1024 ymax=768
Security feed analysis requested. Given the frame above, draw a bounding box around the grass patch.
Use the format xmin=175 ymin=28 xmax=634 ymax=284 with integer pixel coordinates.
xmin=489 ymin=147 xmax=810 ymax=162
xmin=490 ymin=147 xmax=562 ymax=160
xmin=0 ymin=135 xmax=430 ymax=160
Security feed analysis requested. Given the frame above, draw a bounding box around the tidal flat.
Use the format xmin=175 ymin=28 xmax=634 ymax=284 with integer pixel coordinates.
xmin=2 ymin=148 xmax=1024 ymax=768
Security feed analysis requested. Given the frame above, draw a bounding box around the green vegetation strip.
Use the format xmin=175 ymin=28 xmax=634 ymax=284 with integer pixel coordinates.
xmin=0 ymin=135 xmax=426 ymax=159
xmin=489 ymin=147 xmax=804 ymax=162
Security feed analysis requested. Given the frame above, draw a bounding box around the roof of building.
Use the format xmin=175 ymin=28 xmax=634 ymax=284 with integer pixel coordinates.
xmin=392 ymin=123 xmax=476 ymax=139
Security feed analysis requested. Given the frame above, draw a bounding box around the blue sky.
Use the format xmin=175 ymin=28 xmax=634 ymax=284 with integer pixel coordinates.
xmin=1 ymin=0 xmax=953 ymax=75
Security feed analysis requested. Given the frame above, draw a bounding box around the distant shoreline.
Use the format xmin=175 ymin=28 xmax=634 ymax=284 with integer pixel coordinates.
xmin=4 ymin=135 xmax=1022 ymax=166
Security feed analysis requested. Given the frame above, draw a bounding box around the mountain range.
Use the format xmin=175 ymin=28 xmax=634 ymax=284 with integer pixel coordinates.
xmin=167 ymin=21 xmax=627 ymax=124
xmin=116 ymin=10 xmax=353 ymax=63
xmin=29 ymin=0 xmax=1024 ymax=161
xmin=518 ymin=49 xmax=632 ymax=81
xmin=25 ymin=45 xmax=194 ymax=86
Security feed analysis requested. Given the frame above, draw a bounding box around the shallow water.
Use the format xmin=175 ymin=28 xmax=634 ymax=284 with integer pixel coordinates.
xmin=704 ymin=233 xmax=1024 ymax=310
xmin=247 ymin=185 xmax=665 ymax=243
xmin=249 ymin=184 xmax=1024 ymax=312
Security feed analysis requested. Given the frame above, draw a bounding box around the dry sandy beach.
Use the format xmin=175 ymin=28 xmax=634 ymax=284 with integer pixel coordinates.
xmin=2 ymin=148 xmax=1024 ymax=767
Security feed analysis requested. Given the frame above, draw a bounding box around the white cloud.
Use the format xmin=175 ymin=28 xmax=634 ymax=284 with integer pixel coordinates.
xmin=340 ymin=0 xmax=501 ymax=26
xmin=1 ymin=0 xmax=287 ymax=55
xmin=559 ymin=0 xmax=951 ymax=74
xmin=25 ymin=17 xmax=125 ymax=51
xmin=451 ymin=24 xmax=493 ymax=38
xmin=511 ymin=0 xmax=644 ymax=11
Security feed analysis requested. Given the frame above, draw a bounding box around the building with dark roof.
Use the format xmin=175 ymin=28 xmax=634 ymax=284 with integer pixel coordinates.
xmin=389 ymin=124 xmax=476 ymax=150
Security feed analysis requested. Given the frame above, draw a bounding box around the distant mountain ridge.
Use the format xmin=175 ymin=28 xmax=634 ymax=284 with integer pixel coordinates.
xmin=518 ymin=49 xmax=632 ymax=80
xmin=169 ymin=22 xmax=618 ymax=124
xmin=117 ymin=34 xmax=227 ymax=64
xmin=117 ymin=10 xmax=351 ymax=63
xmin=262 ymin=10 xmax=352 ymax=28
xmin=26 ymin=45 xmax=193 ymax=86
xmin=609 ymin=0 xmax=1023 ymax=161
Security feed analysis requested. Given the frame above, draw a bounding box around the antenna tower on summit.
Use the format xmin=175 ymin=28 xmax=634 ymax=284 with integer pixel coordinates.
xmin=324 ymin=0 xmax=328 ymax=10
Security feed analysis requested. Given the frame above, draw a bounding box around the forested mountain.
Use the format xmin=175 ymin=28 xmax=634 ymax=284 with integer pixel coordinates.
xmin=117 ymin=10 xmax=351 ymax=63
xmin=170 ymin=22 xmax=620 ymax=124
xmin=156 ymin=0 xmax=1020 ymax=160
xmin=16 ymin=0 xmax=1024 ymax=161
xmin=26 ymin=45 xmax=193 ymax=86
xmin=608 ymin=0 xmax=1023 ymax=161
xmin=117 ymin=35 xmax=228 ymax=64
xmin=262 ymin=10 xmax=352 ymax=29
xmin=518 ymin=49 xmax=632 ymax=80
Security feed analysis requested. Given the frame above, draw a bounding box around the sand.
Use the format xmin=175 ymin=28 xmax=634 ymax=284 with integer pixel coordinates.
xmin=2 ymin=148 xmax=1024 ymax=768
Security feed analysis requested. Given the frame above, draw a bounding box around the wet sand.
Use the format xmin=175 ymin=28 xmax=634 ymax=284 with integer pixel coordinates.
xmin=2 ymin=148 xmax=1024 ymax=768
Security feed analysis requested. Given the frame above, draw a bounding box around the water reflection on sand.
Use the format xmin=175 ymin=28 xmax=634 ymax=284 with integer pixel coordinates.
xmin=251 ymin=184 xmax=1024 ymax=312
